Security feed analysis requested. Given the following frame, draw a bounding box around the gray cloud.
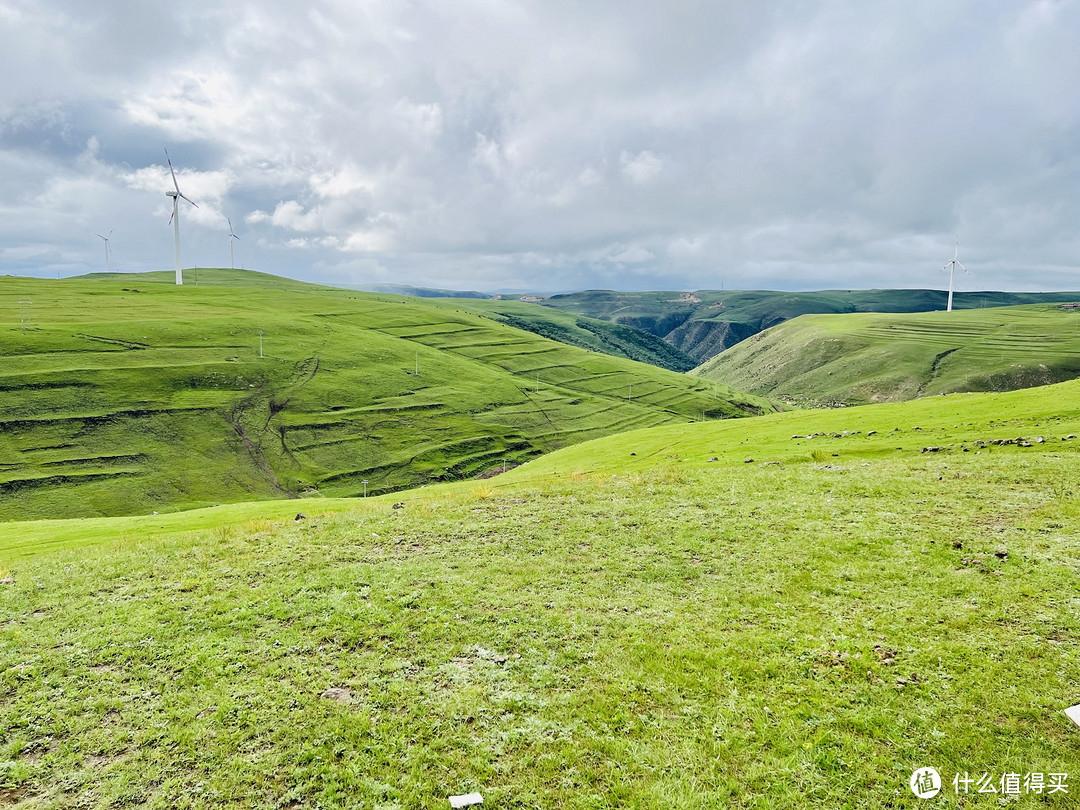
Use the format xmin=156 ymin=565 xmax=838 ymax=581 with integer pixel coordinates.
xmin=1 ymin=0 xmax=1078 ymax=292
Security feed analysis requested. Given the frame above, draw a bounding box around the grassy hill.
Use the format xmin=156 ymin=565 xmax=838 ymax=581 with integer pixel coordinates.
xmin=2 ymin=381 xmax=1078 ymax=807
xmin=0 ymin=269 xmax=770 ymax=521
xmin=428 ymin=298 xmax=700 ymax=371
xmin=693 ymin=303 xmax=1080 ymax=406
xmin=537 ymin=288 xmax=1080 ymax=362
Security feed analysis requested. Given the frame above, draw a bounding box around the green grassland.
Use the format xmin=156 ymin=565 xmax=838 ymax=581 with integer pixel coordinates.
xmin=537 ymin=288 xmax=1080 ymax=363
xmin=426 ymin=298 xmax=699 ymax=371
xmin=2 ymin=380 xmax=1079 ymax=807
xmin=0 ymin=270 xmax=770 ymax=521
xmin=692 ymin=303 xmax=1080 ymax=407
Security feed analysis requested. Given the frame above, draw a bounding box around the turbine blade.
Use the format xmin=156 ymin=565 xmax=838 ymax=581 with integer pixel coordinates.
xmin=179 ymin=193 xmax=199 ymax=208
xmin=165 ymin=148 xmax=181 ymax=193
xmin=957 ymin=262 xmax=968 ymax=273
xmin=96 ymin=233 xmax=107 ymax=240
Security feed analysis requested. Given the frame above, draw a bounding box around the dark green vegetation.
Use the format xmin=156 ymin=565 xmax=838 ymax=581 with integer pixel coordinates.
xmin=431 ymin=298 xmax=699 ymax=372
xmin=0 ymin=270 xmax=769 ymax=521
xmin=3 ymin=380 xmax=1079 ymax=807
xmin=538 ymin=288 xmax=1080 ymax=363
xmin=693 ymin=303 xmax=1080 ymax=406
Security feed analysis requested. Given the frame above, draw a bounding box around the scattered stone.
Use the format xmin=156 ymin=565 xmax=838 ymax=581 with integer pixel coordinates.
xmin=873 ymin=645 xmax=898 ymax=665
xmin=867 ymin=430 xmax=877 ymax=436
xmin=921 ymin=446 xmax=944 ymax=453
xmin=1034 ymin=436 xmax=1045 ymax=444
xmin=912 ymin=426 xmax=922 ymax=431
xmin=707 ymin=456 xmax=719 ymax=462
xmin=319 ymin=687 xmax=352 ymax=702
xmin=994 ymin=547 xmax=1009 ymax=559
xmin=1066 ymin=434 xmax=1076 ymax=440
xmin=0 ymin=577 xmax=14 ymax=585
xmin=744 ymin=458 xmax=754 ymax=463
xmin=294 ymin=513 xmax=307 ymax=521
xmin=630 ymin=452 xmax=636 ymax=456
xmin=951 ymin=540 xmax=963 ymax=549
xmin=449 ymin=792 xmax=484 ymax=808
xmin=392 ymin=502 xmax=405 ymax=509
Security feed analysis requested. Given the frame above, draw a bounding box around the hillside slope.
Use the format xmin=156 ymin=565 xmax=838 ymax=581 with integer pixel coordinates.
xmin=428 ymin=298 xmax=699 ymax=371
xmin=537 ymin=288 xmax=1080 ymax=362
xmin=0 ymin=270 xmax=770 ymax=520
xmin=692 ymin=303 xmax=1080 ymax=405
xmin=2 ymin=381 xmax=1078 ymax=807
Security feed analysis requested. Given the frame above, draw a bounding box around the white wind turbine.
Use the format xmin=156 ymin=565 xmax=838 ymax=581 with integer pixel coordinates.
xmin=96 ymin=229 xmax=113 ymax=273
xmin=165 ymin=148 xmax=198 ymax=285
xmin=227 ymin=217 xmax=240 ymax=269
xmin=942 ymin=237 xmax=968 ymax=312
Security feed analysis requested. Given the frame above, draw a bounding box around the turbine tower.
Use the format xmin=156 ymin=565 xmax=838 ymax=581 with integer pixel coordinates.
xmin=95 ymin=229 xmax=113 ymax=273
xmin=942 ymin=237 xmax=968 ymax=312
xmin=227 ymin=217 xmax=240 ymax=270
xmin=165 ymin=148 xmax=198 ymax=285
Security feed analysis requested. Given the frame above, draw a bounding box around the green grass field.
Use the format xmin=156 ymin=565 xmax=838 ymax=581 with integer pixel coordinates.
xmin=0 ymin=270 xmax=769 ymax=521
xmin=692 ymin=303 xmax=1080 ymax=406
xmin=2 ymin=379 xmax=1079 ymax=807
xmin=426 ymin=298 xmax=699 ymax=371
xmin=538 ymin=289 xmax=1080 ymax=363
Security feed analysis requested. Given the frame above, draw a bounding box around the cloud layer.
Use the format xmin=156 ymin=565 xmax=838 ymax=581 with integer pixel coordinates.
xmin=2 ymin=0 xmax=1078 ymax=292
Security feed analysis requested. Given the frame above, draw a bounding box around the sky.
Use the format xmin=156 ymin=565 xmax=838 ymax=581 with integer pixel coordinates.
xmin=1 ymin=0 xmax=1078 ymax=294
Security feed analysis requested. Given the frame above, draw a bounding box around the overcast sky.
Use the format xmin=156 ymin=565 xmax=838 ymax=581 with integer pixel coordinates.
xmin=2 ymin=1 xmax=1078 ymax=293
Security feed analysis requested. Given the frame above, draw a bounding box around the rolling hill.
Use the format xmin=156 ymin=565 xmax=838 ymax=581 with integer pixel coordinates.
xmin=3 ymin=379 xmax=1078 ymax=807
xmin=691 ymin=303 xmax=1080 ymax=406
xmin=536 ymin=288 xmax=1080 ymax=362
xmin=0 ymin=269 xmax=770 ymax=520
xmin=426 ymin=298 xmax=700 ymax=371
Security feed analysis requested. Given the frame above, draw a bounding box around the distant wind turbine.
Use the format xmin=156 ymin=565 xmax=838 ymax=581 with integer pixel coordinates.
xmin=227 ymin=217 xmax=240 ymax=270
xmin=942 ymin=237 xmax=968 ymax=312
xmin=165 ymin=148 xmax=198 ymax=285
xmin=96 ymin=229 xmax=113 ymax=273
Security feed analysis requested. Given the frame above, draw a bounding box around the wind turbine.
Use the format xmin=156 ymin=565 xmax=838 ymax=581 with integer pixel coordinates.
xmin=942 ymin=237 xmax=968 ymax=312
xmin=95 ymin=229 xmax=113 ymax=273
xmin=165 ymin=148 xmax=198 ymax=285
xmin=227 ymin=217 xmax=240 ymax=269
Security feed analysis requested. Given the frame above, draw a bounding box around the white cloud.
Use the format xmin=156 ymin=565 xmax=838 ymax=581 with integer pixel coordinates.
xmin=619 ymin=150 xmax=666 ymax=185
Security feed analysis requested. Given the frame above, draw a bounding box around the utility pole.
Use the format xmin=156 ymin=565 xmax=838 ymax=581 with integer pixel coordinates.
xmin=362 ymin=480 xmax=368 ymax=497
xmin=258 ymin=329 xmax=263 ymax=358
xmin=19 ymin=299 xmax=31 ymax=330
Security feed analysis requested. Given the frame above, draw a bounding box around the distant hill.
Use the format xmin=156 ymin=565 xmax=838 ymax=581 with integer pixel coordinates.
xmin=338 ymin=282 xmax=491 ymax=299
xmin=692 ymin=303 xmax=1080 ymax=406
xmin=0 ymin=269 xmax=771 ymax=520
xmin=427 ymin=298 xmax=699 ymax=372
xmin=539 ymin=289 xmax=1080 ymax=362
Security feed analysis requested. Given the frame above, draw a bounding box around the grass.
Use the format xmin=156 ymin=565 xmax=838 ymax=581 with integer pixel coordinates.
xmin=0 ymin=269 xmax=769 ymax=521
xmin=2 ymin=380 xmax=1079 ymax=807
xmin=538 ymin=288 xmax=1080 ymax=362
xmin=691 ymin=303 xmax=1080 ymax=406
xmin=428 ymin=298 xmax=699 ymax=371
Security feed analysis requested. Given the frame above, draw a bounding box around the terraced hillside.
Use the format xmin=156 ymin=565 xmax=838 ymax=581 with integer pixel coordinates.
xmin=692 ymin=303 xmax=1080 ymax=405
xmin=537 ymin=288 xmax=1080 ymax=362
xmin=428 ymin=298 xmax=699 ymax=371
xmin=0 ymin=270 xmax=769 ymax=520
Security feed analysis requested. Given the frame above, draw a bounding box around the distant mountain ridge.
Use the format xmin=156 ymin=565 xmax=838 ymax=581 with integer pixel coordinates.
xmin=537 ymin=289 xmax=1080 ymax=362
